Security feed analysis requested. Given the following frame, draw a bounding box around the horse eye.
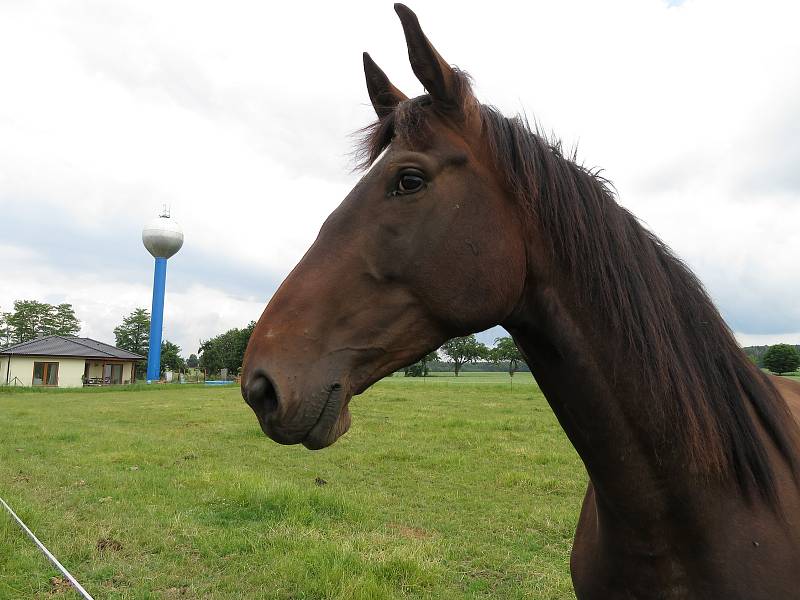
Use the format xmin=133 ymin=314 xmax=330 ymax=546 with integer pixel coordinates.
xmin=397 ymin=173 xmax=425 ymax=194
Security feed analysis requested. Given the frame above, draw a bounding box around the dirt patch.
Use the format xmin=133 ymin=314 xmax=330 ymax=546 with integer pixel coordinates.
xmin=163 ymin=585 xmax=190 ymax=597
xmin=388 ymin=522 xmax=431 ymax=539
xmin=97 ymin=537 xmax=123 ymax=552
xmin=49 ymin=577 xmax=72 ymax=595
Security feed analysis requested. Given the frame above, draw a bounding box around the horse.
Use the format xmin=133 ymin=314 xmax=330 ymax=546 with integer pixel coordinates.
xmin=241 ymin=5 xmax=800 ymax=598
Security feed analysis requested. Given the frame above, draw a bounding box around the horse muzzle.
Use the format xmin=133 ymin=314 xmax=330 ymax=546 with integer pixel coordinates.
xmin=242 ymin=371 xmax=352 ymax=449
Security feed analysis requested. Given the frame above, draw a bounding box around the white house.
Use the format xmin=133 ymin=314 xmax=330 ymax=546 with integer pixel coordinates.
xmin=0 ymin=335 xmax=145 ymax=388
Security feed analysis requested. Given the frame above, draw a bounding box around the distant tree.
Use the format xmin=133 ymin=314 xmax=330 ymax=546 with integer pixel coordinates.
xmin=186 ymin=353 xmax=199 ymax=369
xmin=199 ymin=321 xmax=256 ymax=375
xmin=763 ymin=344 xmax=800 ymax=375
xmin=6 ymin=300 xmax=53 ymax=344
xmin=0 ymin=310 xmax=11 ymax=347
xmin=404 ymin=350 xmax=439 ymax=377
xmin=743 ymin=346 xmax=766 ymax=368
xmin=114 ymin=308 xmax=151 ymax=379
xmin=114 ymin=308 xmax=151 ymax=356
xmin=440 ymin=335 xmax=488 ymax=376
xmin=490 ymin=336 xmax=526 ymax=378
xmin=160 ymin=340 xmax=185 ymax=374
xmin=49 ymin=303 xmax=80 ymax=337
xmin=5 ymin=300 xmax=83 ymax=342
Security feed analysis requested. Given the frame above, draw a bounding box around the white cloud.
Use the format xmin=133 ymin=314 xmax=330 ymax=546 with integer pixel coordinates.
xmin=1 ymin=0 xmax=799 ymax=354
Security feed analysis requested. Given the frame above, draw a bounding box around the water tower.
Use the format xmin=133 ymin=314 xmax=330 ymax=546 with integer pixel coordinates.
xmin=142 ymin=208 xmax=184 ymax=382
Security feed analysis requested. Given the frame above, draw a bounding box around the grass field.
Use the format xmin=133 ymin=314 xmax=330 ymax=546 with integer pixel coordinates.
xmin=0 ymin=374 xmax=585 ymax=599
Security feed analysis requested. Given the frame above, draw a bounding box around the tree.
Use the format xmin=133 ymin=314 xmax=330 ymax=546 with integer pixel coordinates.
xmin=0 ymin=310 xmax=11 ymax=348
xmin=186 ymin=354 xmax=199 ymax=368
xmin=763 ymin=344 xmax=800 ymax=376
xmin=114 ymin=308 xmax=151 ymax=356
xmin=490 ymin=336 xmax=526 ymax=378
xmin=199 ymin=321 xmax=256 ymax=375
xmin=7 ymin=300 xmax=50 ymax=343
xmin=404 ymin=350 xmax=439 ymax=377
xmin=160 ymin=340 xmax=185 ymax=374
xmin=50 ymin=303 xmax=80 ymax=337
xmin=440 ymin=335 xmax=488 ymax=376
xmin=5 ymin=300 xmax=81 ymax=343
xmin=114 ymin=308 xmax=150 ymax=380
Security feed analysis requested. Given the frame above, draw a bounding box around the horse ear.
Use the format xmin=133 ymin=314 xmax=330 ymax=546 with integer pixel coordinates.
xmin=363 ymin=52 xmax=408 ymax=119
xmin=394 ymin=4 xmax=459 ymax=107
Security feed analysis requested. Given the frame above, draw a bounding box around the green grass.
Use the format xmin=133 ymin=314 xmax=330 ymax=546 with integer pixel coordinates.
xmin=0 ymin=376 xmax=584 ymax=599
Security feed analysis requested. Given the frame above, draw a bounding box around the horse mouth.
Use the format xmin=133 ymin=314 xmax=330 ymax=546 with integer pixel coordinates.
xmin=302 ymin=383 xmax=350 ymax=450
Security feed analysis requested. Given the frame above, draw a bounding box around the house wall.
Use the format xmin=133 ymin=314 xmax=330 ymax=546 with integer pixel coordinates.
xmin=1 ymin=355 xmax=86 ymax=388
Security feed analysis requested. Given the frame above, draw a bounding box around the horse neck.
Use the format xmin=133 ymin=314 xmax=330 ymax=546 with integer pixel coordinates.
xmin=504 ymin=278 xmax=692 ymax=525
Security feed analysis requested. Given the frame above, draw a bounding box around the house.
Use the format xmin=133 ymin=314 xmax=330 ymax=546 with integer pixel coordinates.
xmin=0 ymin=335 xmax=145 ymax=388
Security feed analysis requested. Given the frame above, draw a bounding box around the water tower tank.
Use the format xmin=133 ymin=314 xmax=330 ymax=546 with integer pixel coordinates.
xmin=142 ymin=216 xmax=184 ymax=259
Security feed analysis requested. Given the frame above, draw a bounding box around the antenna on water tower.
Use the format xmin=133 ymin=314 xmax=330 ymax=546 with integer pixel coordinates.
xmin=142 ymin=208 xmax=184 ymax=382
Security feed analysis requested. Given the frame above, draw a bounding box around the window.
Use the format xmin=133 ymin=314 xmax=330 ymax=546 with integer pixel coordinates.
xmin=32 ymin=362 xmax=58 ymax=386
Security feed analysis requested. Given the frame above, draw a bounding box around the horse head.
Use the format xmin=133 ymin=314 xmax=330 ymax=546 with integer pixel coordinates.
xmin=241 ymin=4 xmax=527 ymax=449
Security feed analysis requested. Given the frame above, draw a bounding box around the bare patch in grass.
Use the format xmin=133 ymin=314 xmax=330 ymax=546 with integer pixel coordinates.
xmin=49 ymin=576 xmax=72 ymax=595
xmin=97 ymin=537 xmax=123 ymax=552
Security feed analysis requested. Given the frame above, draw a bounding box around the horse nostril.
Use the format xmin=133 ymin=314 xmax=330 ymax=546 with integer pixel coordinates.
xmin=245 ymin=374 xmax=279 ymax=418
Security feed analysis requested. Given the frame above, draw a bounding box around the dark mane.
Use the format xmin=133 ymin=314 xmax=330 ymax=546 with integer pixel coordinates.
xmin=356 ymin=71 xmax=799 ymax=503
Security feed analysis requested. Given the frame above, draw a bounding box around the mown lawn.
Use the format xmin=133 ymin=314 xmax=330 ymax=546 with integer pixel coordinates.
xmin=0 ymin=376 xmax=584 ymax=599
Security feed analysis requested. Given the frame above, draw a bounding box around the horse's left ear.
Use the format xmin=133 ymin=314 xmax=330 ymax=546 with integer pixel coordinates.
xmin=394 ymin=4 xmax=462 ymax=109
xmin=363 ymin=52 xmax=408 ymax=119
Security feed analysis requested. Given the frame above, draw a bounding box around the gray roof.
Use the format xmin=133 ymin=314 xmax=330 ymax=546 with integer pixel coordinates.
xmin=0 ymin=335 xmax=145 ymax=360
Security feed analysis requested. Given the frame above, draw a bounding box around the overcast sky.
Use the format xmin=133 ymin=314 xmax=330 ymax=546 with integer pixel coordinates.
xmin=1 ymin=0 xmax=798 ymax=356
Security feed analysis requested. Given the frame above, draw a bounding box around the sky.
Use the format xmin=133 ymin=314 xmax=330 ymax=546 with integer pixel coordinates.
xmin=1 ymin=0 xmax=798 ymax=356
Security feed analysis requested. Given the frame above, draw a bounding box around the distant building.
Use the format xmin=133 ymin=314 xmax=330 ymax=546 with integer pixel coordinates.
xmin=0 ymin=335 xmax=145 ymax=388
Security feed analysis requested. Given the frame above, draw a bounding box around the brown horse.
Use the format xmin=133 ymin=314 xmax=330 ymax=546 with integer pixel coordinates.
xmin=241 ymin=5 xmax=800 ymax=598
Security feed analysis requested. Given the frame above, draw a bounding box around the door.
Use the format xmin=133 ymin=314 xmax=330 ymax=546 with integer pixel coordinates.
xmin=104 ymin=363 xmax=123 ymax=385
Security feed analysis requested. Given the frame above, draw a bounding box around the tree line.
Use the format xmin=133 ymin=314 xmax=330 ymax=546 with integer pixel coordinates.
xmin=745 ymin=344 xmax=800 ymax=376
xmin=197 ymin=322 xmax=255 ymax=375
xmin=0 ymin=300 xmax=80 ymax=346
xmin=402 ymin=334 xmax=528 ymax=378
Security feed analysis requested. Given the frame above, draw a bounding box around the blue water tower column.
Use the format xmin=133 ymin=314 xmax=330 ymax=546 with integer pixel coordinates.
xmin=142 ymin=212 xmax=184 ymax=383
xmin=146 ymin=257 xmax=168 ymax=381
